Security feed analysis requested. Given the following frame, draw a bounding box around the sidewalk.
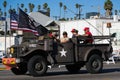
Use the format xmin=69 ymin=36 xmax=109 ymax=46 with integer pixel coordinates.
xmin=0 ymin=63 xmax=6 ymax=70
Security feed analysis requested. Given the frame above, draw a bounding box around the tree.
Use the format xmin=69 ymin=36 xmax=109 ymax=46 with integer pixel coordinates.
xmin=63 ymin=5 xmax=67 ymax=18
xmin=43 ymin=3 xmax=48 ymax=10
xmin=21 ymin=3 xmax=24 ymax=9
xmin=115 ymin=10 xmax=118 ymax=15
xmin=29 ymin=3 xmax=31 ymax=12
xmin=0 ymin=8 xmax=3 ymax=17
xmin=8 ymin=8 xmax=16 ymax=14
xmin=38 ymin=5 xmax=41 ymax=11
xmin=104 ymin=0 xmax=113 ymax=17
xmin=75 ymin=3 xmax=79 ymax=13
xmin=29 ymin=3 xmax=35 ymax=12
xmin=24 ymin=8 xmax=28 ymax=13
xmin=3 ymin=0 xmax=7 ymax=17
xmin=59 ymin=2 xmax=63 ymax=19
xmin=46 ymin=7 xmax=50 ymax=16
xmin=31 ymin=3 xmax=35 ymax=11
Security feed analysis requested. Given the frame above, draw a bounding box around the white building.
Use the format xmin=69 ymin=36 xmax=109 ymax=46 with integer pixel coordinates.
xmin=59 ymin=15 xmax=120 ymax=53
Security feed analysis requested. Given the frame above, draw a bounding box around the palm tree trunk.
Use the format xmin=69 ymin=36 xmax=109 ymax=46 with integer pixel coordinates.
xmin=106 ymin=9 xmax=110 ymax=17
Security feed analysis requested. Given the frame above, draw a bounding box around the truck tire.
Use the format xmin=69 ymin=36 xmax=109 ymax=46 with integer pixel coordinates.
xmin=86 ymin=54 xmax=103 ymax=74
xmin=11 ymin=63 xmax=27 ymax=75
xmin=28 ymin=55 xmax=47 ymax=76
xmin=65 ymin=64 xmax=81 ymax=73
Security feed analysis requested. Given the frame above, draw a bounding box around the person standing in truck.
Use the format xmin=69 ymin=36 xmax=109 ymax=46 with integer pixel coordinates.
xmin=71 ymin=29 xmax=77 ymax=38
xmin=71 ymin=29 xmax=80 ymax=38
xmin=83 ymin=27 xmax=93 ymax=44
xmin=74 ymin=29 xmax=80 ymax=37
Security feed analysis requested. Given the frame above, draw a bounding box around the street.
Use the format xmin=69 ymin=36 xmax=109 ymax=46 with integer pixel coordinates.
xmin=0 ymin=61 xmax=120 ymax=80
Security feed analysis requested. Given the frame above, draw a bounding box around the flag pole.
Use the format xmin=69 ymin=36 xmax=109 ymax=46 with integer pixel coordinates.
xmin=4 ymin=15 xmax=7 ymax=55
xmin=9 ymin=5 xmax=12 ymax=48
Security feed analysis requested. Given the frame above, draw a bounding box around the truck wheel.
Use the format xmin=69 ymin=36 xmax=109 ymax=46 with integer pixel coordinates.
xmin=28 ymin=55 xmax=47 ymax=76
xmin=86 ymin=54 xmax=103 ymax=74
xmin=11 ymin=63 xmax=27 ymax=75
xmin=65 ymin=64 xmax=81 ymax=73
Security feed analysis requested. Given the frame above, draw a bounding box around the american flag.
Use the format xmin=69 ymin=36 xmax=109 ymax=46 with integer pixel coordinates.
xmin=10 ymin=8 xmax=48 ymax=36
xmin=10 ymin=13 xmax=19 ymax=30
xmin=18 ymin=8 xmax=48 ymax=36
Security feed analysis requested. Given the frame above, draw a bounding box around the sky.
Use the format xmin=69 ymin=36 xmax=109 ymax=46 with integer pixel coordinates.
xmin=0 ymin=0 xmax=120 ymax=20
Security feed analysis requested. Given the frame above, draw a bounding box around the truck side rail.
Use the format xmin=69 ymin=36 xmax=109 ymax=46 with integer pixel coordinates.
xmin=73 ymin=35 xmax=114 ymax=44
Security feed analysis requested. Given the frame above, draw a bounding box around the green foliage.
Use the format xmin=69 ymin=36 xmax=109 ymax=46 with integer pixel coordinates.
xmin=104 ymin=0 xmax=113 ymax=10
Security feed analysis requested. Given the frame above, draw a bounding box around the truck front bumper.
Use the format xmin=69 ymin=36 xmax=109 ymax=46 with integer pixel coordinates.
xmin=2 ymin=58 xmax=20 ymax=70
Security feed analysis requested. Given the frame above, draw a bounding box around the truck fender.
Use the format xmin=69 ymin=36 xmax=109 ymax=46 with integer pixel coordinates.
xmin=84 ymin=48 xmax=102 ymax=61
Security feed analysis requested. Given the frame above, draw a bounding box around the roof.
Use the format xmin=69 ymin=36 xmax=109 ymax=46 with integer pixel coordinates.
xmin=29 ymin=12 xmax=59 ymax=27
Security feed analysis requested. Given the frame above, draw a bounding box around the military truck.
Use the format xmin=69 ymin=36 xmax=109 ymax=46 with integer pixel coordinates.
xmin=2 ymin=34 xmax=113 ymax=76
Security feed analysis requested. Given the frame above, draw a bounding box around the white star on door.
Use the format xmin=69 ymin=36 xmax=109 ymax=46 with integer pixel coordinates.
xmin=59 ymin=48 xmax=67 ymax=57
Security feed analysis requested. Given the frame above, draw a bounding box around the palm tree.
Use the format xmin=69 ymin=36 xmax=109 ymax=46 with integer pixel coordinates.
xmin=24 ymin=8 xmax=28 ymax=13
xmin=38 ymin=5 xmax=41 ymax=11
xmin=46 ymin=7 xmax=50 ymax=16
xmin=43 ymin=3 xmax=48 ymax=10
xmin=31 ymin=3 xmax=35 ymax=11
xmin=29 ymin=3 xmax=32 ymax=12
xmin=3 ymin=0 xmax=7 ymax=17
xmin=104 ymin=0 xmax=113 ymax=17
xmin=75 ymin=4 xmax=79 ymax=13
xmin=115 ymin=10 xmax=117 ymax=15
xmin=21 ymin=3 xmax=24 ymax=9
xmin=63 ymin=5 xmax=67 ymax=18
xmin=29 ymin=3 xmax=35 ymax=12
xmin=59 ymin=2 xmax=63 ymax=19
xmin=0 ymin=8 xmax=3 ymax=17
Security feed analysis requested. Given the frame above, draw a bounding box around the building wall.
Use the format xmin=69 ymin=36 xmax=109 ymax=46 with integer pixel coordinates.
xmin=60 ymin=19 xmax=114 ymax=38
xmin=60 ymin=19 xmax=120 ymax=52
xmin=0 ymin=37 xmax=15 ymax=51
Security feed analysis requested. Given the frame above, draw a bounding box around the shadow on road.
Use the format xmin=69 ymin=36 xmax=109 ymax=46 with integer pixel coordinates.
xmin=29 ymin=68 xmax=120 ymax=77
xmin=102 ymin=68 xmax=120 ymax=73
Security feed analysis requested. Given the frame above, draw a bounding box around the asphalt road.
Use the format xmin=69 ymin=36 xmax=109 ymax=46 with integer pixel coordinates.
xmin=0 ymin=62 xmax=120 ymax=80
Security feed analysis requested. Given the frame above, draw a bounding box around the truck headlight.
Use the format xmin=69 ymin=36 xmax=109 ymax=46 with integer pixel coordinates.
xmin=10 ymin=48 xmax=14 ymax=54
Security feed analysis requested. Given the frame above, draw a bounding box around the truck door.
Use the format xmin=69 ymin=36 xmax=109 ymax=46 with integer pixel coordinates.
xmin=56 ymin=42 xmax=74 ymax=63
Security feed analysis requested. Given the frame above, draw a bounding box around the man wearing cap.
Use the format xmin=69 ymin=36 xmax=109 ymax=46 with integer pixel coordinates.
xmin=71 ymin=29 xmax=76 ymax=38
xmin=83 ymin=27 xmax=93 ymax=44
xmin=71 ymin=29 xmax=80 ymax=38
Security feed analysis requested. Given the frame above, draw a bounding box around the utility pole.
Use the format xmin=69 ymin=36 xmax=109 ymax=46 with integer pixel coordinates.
xmin=78 ymin=4 xmax=83 ymax=19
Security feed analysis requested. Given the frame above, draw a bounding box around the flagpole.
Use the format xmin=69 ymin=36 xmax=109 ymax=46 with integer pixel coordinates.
xmin=4 ymin=15 xmax=7 ymax=55
xmin=9 ymin=5 xmax=12 ymax=48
